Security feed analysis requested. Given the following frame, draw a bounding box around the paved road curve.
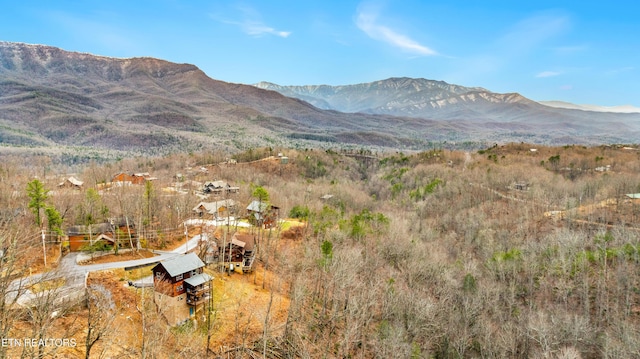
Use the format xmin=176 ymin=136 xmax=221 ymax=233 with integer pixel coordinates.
xmin=6 ymin=234 xmax=206 ymax=307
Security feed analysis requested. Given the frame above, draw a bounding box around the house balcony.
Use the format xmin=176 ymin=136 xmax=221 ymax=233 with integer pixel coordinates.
xmin=242 ymin=255 xmax=255 ymax=273
xmin=186 ymin=285 xmax=208 ymax=296
xmin=186 ymin=293 xmax=209 ymax=306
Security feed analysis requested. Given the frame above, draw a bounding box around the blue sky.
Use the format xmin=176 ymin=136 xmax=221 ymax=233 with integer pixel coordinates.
xmin=2 ymin=0 xmax=638 ymax=106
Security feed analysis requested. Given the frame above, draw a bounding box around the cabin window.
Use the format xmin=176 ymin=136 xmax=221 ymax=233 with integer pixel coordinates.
xmin=176 ymin=285 xmax=183 ymax=292
xmin=176 ymin=274 xmax=183 ymax=281
xmin=155 ymin=272 xmax=162 ymax=278
xmin=191 ymin=270 xmax=197 ymax=276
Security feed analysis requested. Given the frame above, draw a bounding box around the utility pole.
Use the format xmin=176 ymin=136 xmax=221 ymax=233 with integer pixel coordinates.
xmin=221 ymin=235 xmax=226 ymax=274
xmin=228 ymin=242 xmax=232 ymax=275
xmin=206 ymin=278 xmax=214 ymax=357
xmin=41 ymin=229 xmax=47 ymax=267
xmin=184 ymin=222 xmax=189 ymax=254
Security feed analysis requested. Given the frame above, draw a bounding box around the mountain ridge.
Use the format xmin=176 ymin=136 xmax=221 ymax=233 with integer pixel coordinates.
xmin=254 ymin=77 xmax=640 ymax=145
xmin=0 ymin=41 xmax=639 ymax=161
xmin=539 ymin=100 xmax=640 ymax=114
xmin=255 ymin=78 xmax=576 ymax=118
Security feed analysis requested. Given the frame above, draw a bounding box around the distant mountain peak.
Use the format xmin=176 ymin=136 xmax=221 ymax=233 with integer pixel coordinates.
xmin=539 ymin=100 xmax=640 ymax=114
xmin=254 ymin=77 xmax=529 ymax=116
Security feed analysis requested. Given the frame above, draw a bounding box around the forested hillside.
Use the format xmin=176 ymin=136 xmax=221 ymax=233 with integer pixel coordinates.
xmin=2 ymin=144 xmax=640 ymax=358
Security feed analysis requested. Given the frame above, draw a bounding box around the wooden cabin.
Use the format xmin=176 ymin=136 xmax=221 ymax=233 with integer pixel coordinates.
xmin=58 ymin=176 xmax=83 ymax=190
xmin=66 ymin=218 xmax=136 ymax=251
xmin=214 ymin=232 xmax=256 ymax=273
xmin=192 ymin=199 xmax=237 ymax=219
xmin=152 ymin=253 xmax=212 ymax=326
xmin=112 ymin=172 xmax=154 ymax=185
xmin=203 ymin=180 xmax=240 ymax=195
xmin=246 ymin=200 xmax=280 ymax=228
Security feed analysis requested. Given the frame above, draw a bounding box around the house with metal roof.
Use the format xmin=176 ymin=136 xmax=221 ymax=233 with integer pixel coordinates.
xmin=203 ymin=180 xmax=240 ymax=195
xmin=213 ymin=232 xmax=257 ymax=273
xmin=152 ymin=253 xmax=212 ymax=326
xmin=192 ymin=199 xmax=237 ymax=219
xmin=66 ymin=219 xmax=136 ymax=252
xmin=58 ymin=176 xmax=84 ymax=189
xmin=246 ymin=200 xmax=280 ymax=228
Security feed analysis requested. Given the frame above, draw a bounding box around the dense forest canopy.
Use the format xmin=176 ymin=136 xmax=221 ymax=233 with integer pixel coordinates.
xmin=1 ymin=143 xmax=640 ymax=358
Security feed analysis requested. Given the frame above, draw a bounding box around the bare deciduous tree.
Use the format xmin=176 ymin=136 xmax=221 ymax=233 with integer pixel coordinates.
xmin=85 ymin=284 xmax=116 ymax=359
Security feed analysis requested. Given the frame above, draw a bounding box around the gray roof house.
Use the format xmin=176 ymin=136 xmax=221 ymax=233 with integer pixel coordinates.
xmin=192 ymin=199 xmax=237 ymax=218
xmin=152 ymin=252 xmax=212 ymax=325
xmin=246 ymin=200 xmax=280 ymax=228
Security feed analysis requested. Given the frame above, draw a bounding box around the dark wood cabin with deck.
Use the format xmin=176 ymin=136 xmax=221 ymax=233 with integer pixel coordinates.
xmin=213 ymin=232 xmax=257 ymax=273
xmin=152 ymin=252 xmax=212 ymax=325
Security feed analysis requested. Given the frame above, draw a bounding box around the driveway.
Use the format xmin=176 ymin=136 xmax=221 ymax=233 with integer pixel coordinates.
xmin=6 ymin=231 xmax=209 ymax=308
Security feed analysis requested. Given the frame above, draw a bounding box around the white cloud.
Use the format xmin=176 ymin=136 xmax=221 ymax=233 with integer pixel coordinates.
xmin=536 ymin=71 xmax=561 ymax=78
xmin=242 ymin=21 xmax=291 ymax=38
xmin=214 ymin=5 xmax=291 ymax=38
xmin=355 ymin=3 xmax=437 ymax=56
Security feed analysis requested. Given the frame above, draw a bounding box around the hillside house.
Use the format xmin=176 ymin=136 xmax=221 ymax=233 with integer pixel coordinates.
xmin=58 ymin=176 xmax=83 ymax=189
xmin=152 ymin=252 xmax=212 ymax=326
xmin=112 ymin=172 xmax=155 ymax=185
xmin=246 ymin=200 xmax=280 ymax=228
xmin=625 ymin=193 xmax=640 ymax=202
xmin=213 ymin=232 xmax=256 ymax=273
xmin=66 ymin=218 xmax=136 ymax=252
xmin=203 ymin=180 xmax=240 ymax=195
xmin=192 ymin=199 xmax=237 ymax=219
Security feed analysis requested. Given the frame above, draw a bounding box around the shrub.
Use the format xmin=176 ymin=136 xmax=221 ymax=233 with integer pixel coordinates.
xmin=289 ymin=205 xmax=310 ymax=220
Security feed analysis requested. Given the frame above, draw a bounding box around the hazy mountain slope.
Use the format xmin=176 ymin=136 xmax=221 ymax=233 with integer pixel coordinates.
xmin=539 ymin=101 xmax=640 ymax=114
xmin=3 ymin=42 xmax=486 ymax=156
xmin=256 ymin=77 xmax=640 ymax=144
xmin=255 ymin=77 xmax=533 ymax=119
xmin=1 ymin=41 xmax=639 ymax=159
